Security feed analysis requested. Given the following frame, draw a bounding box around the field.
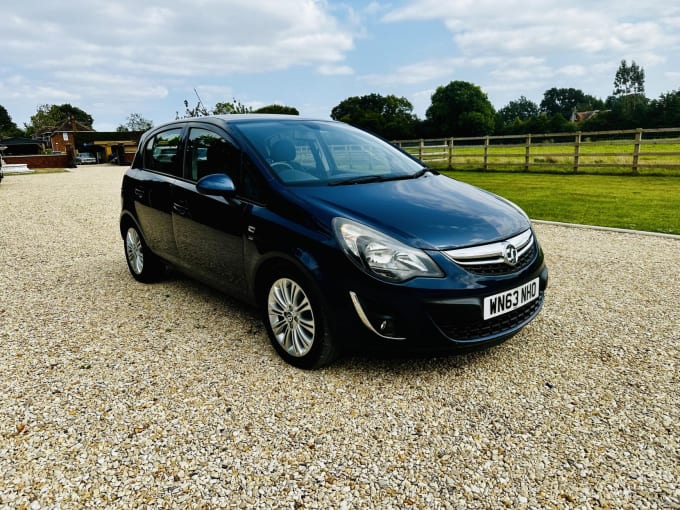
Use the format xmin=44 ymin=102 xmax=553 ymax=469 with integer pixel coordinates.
xmin=397 ymin=129 xmax=680 ymax=176
xmin=442 ymin=171 xmax=680 ymax=235
xmin=444 ymin=143 xmax=680 ymax=175
xmin=436 ymin=141 xmax=680 ymax=175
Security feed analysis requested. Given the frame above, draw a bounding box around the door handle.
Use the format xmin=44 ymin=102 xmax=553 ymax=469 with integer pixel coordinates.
xmin=172 ymin=201 xmax=189 ymax=216
xmin=133 ymin=186 xmax=145 ymax=199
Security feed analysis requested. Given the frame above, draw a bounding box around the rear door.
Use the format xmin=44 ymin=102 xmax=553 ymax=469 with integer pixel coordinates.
xmin=131 ymin=126 xmax=184 ymax=263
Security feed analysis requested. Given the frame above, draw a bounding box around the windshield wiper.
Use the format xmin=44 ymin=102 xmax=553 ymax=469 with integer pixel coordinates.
xmin=375 ymin=167 xmax=439 ymax=183
xmin=328 ymin=175 xmax=385 ymax=186
xmin=412 ymin=167 xmax=438 ymax=178
xmin=328 ymin=168 xmax=437 ymax=186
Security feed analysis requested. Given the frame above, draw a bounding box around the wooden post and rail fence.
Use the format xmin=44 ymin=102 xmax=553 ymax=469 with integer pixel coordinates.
xmin=393 ymin=127 xmax=680 ymax=174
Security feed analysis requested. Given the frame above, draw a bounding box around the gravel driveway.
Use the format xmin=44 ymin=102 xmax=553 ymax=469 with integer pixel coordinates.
xmin=1 ymin=166 xmax=678 ymax=509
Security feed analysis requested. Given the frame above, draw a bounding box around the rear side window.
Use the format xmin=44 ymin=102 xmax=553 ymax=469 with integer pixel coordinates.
xmin=143 ymin=128 xmax=183 ymax=177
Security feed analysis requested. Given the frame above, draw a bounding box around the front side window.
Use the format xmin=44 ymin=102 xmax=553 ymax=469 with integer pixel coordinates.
xmin=144 ymin=128 xmax=183 ymax=177
xmin=185 ymin=128 xmax=241 ymax=182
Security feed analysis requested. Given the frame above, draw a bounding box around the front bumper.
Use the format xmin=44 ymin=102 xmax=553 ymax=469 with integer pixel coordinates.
xmin=334 ymin=259 xmax=549 ymax=353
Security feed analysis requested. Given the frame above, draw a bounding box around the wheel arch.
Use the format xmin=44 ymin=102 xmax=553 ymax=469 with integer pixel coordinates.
xmin=252 ymin=252 xmax=320 ymax=307
xmin=254 ymin=250 xmax=341 ymax=368
xmin=119 ymin=210 xmax=142 ymax=239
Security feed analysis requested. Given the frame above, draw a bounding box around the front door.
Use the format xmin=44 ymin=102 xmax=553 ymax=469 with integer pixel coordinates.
xmin=172 ymin=126 xmax=247 ymax=294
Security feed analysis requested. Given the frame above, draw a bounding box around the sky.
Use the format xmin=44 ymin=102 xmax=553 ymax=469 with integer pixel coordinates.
xmin=2 ymin=0 xmax=679 ymax=132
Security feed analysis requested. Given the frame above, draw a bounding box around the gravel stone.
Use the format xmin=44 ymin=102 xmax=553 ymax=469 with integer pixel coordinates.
xmin=1 ymin=166 xmax=678 ymax=509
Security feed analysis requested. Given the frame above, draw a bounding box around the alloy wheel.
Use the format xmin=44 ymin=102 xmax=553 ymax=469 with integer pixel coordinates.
xmin=267 ymin=278 xmax=316 ymax=357
xmin=125 ymin=227 xmax=144 ymax=275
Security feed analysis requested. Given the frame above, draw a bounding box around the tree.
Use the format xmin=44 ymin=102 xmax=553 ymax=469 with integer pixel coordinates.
xmin=26 ymin=104 xmax=93 ymax=135
xmin=177 ymin=92 xmax=253 ymax=119
xmin=497 ymin=96 xmax=540 ymax=126
xmin=612 ymin=59 xmax=647 ymax=120
xmin=331 ymin=93 xmax=418 ymax=139
xmin=213 ymin=99 xmax=252 ymax=115
xmin=613 ymin=60 xmax=645 ymax=98
xmin=425 ymin=81 xmax=495 ymax=137
xmin=647 ymin=90 xmax=680 ymax=127
xmin=177 ymin=97 xmax=210 ymax=118
xmin=540 ymin=88 xmax=604 ymax=119
xmin=600 ymin=95 xmax=648 ymax=128
xmin=116 ymin=113 xmax=153 ymax=132
xmin=0 ymin=105 xmax=22 ymax=138
xmin=253 ymin=104 xmax=299 ymax=115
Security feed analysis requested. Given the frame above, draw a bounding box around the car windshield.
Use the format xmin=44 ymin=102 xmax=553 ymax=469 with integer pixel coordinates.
xmin=233 ymin=119 xmax=424 ymax=185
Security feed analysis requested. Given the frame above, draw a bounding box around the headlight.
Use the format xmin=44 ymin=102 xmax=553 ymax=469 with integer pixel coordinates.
xmin=333 ymin=218 xmax=443 ymax=283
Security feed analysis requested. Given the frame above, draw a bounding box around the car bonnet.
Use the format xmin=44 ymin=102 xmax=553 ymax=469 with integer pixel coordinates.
xmin=292 ymin=174 xmax=531 ymax=250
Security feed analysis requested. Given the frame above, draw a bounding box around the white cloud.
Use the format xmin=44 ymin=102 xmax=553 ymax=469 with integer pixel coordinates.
xmin=6 ymin=1 xmax=356 ymax=78
xmin=377 ymin=1 xmax=680 ymax=108
xmin=0 ymin=75 xmax=80 ymax=103
xmin=2 ymin=0 xmax=678 ymax=129
xmin=9 ymin=2 xmax=354 ymax=75
xmin=2 ymin=0 xmax=358 ymax=127
xmin=381 ymin=0 xmax=680 ymax=59
xmin=363 ymin=58 xmax=459 ymax=86
xmin=318 ymin=64 xmax=355 ymax=76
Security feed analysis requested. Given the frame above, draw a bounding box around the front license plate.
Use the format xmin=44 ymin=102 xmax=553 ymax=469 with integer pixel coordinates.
xmin=483 ymin=278 xmax=540 ymax=320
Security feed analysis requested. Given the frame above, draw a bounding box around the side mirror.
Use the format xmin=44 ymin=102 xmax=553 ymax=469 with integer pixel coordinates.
xmin=197 ymin=173 xmax=236 ymax=198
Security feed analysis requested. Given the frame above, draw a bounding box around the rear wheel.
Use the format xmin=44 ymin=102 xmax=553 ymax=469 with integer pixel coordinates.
xmin=261 ymin=268 xmax=338 ymax=369
xmin=124 ymin=224 xmax=164 ymax=282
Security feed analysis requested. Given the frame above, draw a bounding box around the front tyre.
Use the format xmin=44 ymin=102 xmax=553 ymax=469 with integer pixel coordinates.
xmin=262 ymin=270 xmax=338 ymax=369
xmin=124 ymin=225 xmax=164 ymax=283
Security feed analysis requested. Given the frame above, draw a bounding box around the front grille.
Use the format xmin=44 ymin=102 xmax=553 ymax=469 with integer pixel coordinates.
xmin=460 ymin=242 xmax=537 ymax=275
xmin=444 ymin=229 xmax=537 ymax=276
xmin=428 ymin=292 xmax=544 ymax=341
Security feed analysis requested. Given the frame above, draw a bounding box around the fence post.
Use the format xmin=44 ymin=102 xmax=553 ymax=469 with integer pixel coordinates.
xmin=573 ymin=131 xmax=581 ymax=173
xmin=419 ymin=139 xmax=424 ymax=161
xmin=483 ymin=136 xmax=490 ymax=171
xmin=448 ymin=138 xmax=454 ymax=169
xmin=524 ymin=134 xmax=532 ymax=172
xmin=632 ymin=128 xmax=642 ymax=175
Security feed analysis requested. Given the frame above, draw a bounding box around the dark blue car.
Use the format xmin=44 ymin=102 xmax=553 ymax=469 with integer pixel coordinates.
xmin=120 ymin=115 xmax=548 ymax=368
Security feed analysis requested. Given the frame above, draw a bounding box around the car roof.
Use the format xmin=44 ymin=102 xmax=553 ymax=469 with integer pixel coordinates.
xmin=151 ymin=114 xmax=335 ymax=131
xmin=211 ymin=114 xmax=328 ymax=123
xmin=137 ymin=115 xmax=342 ymax=148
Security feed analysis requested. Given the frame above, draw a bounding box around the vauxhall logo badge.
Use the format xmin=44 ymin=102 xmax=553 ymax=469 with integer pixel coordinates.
xmin=503 ymin=243 xmax=519 ymax=266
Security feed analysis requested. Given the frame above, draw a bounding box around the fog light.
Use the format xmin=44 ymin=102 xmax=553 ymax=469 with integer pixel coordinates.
xmin=349 ymin=291 xmax=405 ymax=340
xmin=379 ymin=318 xmax=397 ymax=336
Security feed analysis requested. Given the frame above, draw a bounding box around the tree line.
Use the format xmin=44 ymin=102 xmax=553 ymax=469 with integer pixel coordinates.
xmin=2 ymin=60 xmax=679 ymax=142
xmin=0 ymin=97 xmax=299 ymax=140
xmin=331 ymin=61 xmax=680 ymax=139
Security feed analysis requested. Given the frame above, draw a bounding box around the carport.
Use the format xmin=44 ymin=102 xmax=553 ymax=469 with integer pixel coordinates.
xmin=0 ymin=137 xmax=44 ymax=155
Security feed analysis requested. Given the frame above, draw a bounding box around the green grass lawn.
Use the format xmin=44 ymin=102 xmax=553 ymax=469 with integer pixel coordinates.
xmin=442 ymin=171 xmax=680 ymax=235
